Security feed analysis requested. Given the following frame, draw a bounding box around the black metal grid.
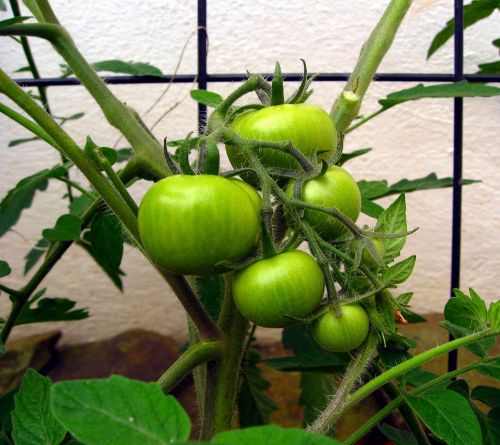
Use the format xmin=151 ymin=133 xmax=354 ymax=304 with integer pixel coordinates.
xmin=11 ymin=1 xmax=500 ymax=372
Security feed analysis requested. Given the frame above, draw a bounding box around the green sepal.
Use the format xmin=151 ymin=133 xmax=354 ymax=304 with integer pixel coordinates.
xmin=270 ymin=61 xmax=285 ymax=106
xmin=178 ymin=133 xmax=196 ymax=175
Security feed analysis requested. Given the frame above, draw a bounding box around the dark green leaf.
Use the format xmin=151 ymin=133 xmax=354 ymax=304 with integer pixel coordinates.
xmin=445 ymin=288 xmax=489 ymax=330
xmin=404 ymin=367 xmax=439 ymax=388
xmin=378 ymin=342 xmax=413 ymax=369
xmin=62 ymin=60 xmax=163 ymax=78
xmin=361 ymin=198 xmax=384 ymax=218
xmin=375 ymin=194 xmax=407 ymax=264
xmin=0 ymin=260 xmax=11 ymax=278
xmin=99 ymin=147 xmax=118 ymax=166
xmin=42 ymin=214 xmax=83 ymax=242
xmin=213 ymin=424 xmax=342 ymax=445
xmin=116 ymin=148 xmax=133 ymax=163
xmin=237 ymin=349 xmax=277 ymax=427
xmin=447 ymin=379 xmax=470 ymax=398
xmin=189 ymin=89 xmax=223 ymax=107
xmin=194 ymin=275 xmax=224 ymax=322
xmin=50 ymin=376 xmax=191 ymax=445
xmin=380 ymin=81 xmax=500 ymax=108
xmin=488 ymin=300 xmax=500 ymax=329
xmin=477 ymin=60 xmax=500 ymax=74
xmin=8 ymin=135 xmax=40 ymax=147
xmin=471 ymin=386 xmax=500 ymax=407
xmin=16 ymin=296 xmax=89 ymax=325
xmin=79 ymin=241 xmax=125 ymax=291
xmin=12 ymin=369 xmax=66 ymax=445
xmin=440 ymin=320 xmax=494 ymax=357
xmin=406 ymin=389 xmax=482 ymax=445
xmin=69 ymin=195 xmax=93 ymax=216
xmin=24 ymin=238 xmax=49 ymax=275
xmin=476 ymin=358 xmax=500 ymax=380
xmin=299 ymin=372 xmax=334 ymax=426
xmin=358 ymin=180 xmax=390 ymax=200
xmin=90 ymin=213 xmax=123 ymax=271
xmin=382 ymin=256 xmax=416 ymax=285
xmin=14 ymin=66 xmax=32 ymax=73
xmin=338 ymin=148 xmax=372 ymax=166
xmin=55 ymin=112 xmax=85 ymax=123
xmin=484 ymin=407 xmax=500 ymax=444
xmin=0 ymin=389 xmax=17 ymax=433
xmin=378 ymin=423 xmax=417 ymax=445
xmin=427 ymin=0 xmax=500 ymax=58
xmin=0 ymin=16 xmax=31 ymax=28
xmin=493 ymin=38 xmax=500 ymax=48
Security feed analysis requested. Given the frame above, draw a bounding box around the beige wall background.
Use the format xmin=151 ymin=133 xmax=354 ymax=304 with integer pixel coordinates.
xmin=1 ymin=0 xmax=499 ymax=345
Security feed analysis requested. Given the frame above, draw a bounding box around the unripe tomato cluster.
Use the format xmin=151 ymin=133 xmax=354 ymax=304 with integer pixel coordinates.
xmin=138 ymin=103 xmax=373 ymax=352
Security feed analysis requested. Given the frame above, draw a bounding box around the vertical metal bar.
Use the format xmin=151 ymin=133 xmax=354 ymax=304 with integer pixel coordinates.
xmin=197 ymin=0 xmax=208 ymax=132
xmin=449 ymin=0 xmax=464 ymax=373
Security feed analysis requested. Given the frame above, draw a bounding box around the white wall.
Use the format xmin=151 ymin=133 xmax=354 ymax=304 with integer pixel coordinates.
xmin=1 ymin=1 xmax=499 ymax=344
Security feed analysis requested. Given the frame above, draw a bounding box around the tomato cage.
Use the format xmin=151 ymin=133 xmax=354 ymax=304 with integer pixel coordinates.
xmin=12 ymin=0 xmax=500 ymax=373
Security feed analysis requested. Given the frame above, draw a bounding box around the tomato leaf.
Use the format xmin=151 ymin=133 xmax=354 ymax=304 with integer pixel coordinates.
xmin=190 ymin=89 xmax=223 ymax=107
xmin=0 ymin=16 xmax=31 ymax=28
xmin=378 ymin=423 xmax=418 ymax=445
xmin=403 ymin=367 xmax=439 ymax=388
xmin=488 ymin=300 xmax=500 ymax=329
xmin=237 ymin=349 xmax=277 ymax=427
xmin=440 ymin=320 xmax=494 ymax=358
xmin=15 ymin=294 xmax=89 ymax=325
xmin=50 ymin=376 xmax=191 ymax=445
xmin=471 ymin=386 xmax=500 ymax=407
xmin=338 ymin=147 xmax=372 ymax=166
xmin=23 ymin=238 xmax=50 ymax=275
xmin=445 ymin=288 xmax=489 ymax=330
xmin=42 ymin=214 xmax=83 ymax=242
xmin=427 ymin=0 xmax=500 ymax=59
xmin=382 ymin=256 xmax=416 ymax=285
xmin=476 ymin=357 xmax=500 ymax=381
xmin=62 ymin=60 xmax=164 ymax=78
xmin=361 ymin=198 xmax=384 ymax=218
xmin=477 ymin=60 xmax=500 ymax=74
xmin=406 ymin=389 xmax=482 ymax=445
xmin=0 ymin=260 xmax=11 ymax=278
xmin=194 ymin=275 xmax=224 ymax=322
xmin=90 ymin=213 xmax=123 ymax=271
xmin=298 ymin=372 xmax=334 ymax=427
xmin=11 ymin=369 xmax=66 ymax=445
xmin=213 ymin=424 xmax=342 ymax=445
xmin=0 ymin=389 xmax=17 ymax=435
xmin=375 ymin=194 xmax=407 ymax=264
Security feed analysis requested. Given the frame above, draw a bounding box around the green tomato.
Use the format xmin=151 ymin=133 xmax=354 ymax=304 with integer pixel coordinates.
xmin=286 ymin=165 xmax=361 ymax=240
xmin=361 ymin=238 xmax=385 ymax=268
xmin=226 ymin=104 xmax=337 ymax=184
xmin=138 ymin=175 xmax=261 ymax=275
xmin=312 ymin=304 xmax=369 ymax=352
xmin=233 ymin=250 xmax=325 ymax=328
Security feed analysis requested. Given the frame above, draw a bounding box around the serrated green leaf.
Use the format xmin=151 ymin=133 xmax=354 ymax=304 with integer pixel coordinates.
xmin=213 ymin=424 xmax=342 ymax=445
xmin=338 ymin=148 xmax=372 ymax=166
xmin=446 ymin=288 xmax=489 ymax=330
xmin=16 ymin=296 xmax=89 ymax=325
xmin=477 ymin=60 xmax=500 ymax=74
xmin=406 ymin=389 xmax=482 ymax=445
xmin=0 ymin=260 xmax=11 ymax=278
xmin=11 ymin=369 xmax=66 ymax=445
xmin=488 ymin=300 xmax=500 ymax=328
xmin=440 ymin=320 xmax=494 ymax=357
xmin=358 ymin=180 xmax=390 ymax=199
xmin=471 ymin=386 xmax=500 ymax=407
xmin=23 ymin=238 xmax=49 ymax=275
xmin=50 ymin=376 xmax=190 ymax=445
xmin=90 ymin=213 xmax=123 ymax=270
xmin=427 ymin=0 xmax=500 ymax=58
xmin=476 ymin=358 xmax=500 ymax=380
xmin=382 ymin=256 xmax=416 ymax=285
xmin=237 ymin=349 xmax=277 ymax=427
xmin=378 ymin=423 xmax=417 ymax=445
xmin=0 ymin=16 xmax=31 ymax=28
xmin=42 ymin=214 xmax=83 ymax=242
xmin=190 ymin=89 xmax=223 ymax=107
xmin=375 ymin=194 xmax=407 ymax=264
xmin=380 ymin=81 xmax=500 ymax=108
xmin=194 ymin=275 xmax=224 ymax=322
xmin=299 ymin=372 xmax=334 ymax=426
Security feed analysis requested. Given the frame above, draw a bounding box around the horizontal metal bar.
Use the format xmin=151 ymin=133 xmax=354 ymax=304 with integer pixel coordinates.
xmin=12 ymin=72 xmax=500 ymax=88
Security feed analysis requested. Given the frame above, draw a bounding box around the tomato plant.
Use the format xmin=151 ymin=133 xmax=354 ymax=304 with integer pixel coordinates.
xmin=361 ymin=238 xmax=385 ymax=268
xmin=233 ymin=250 xmax=325 ymax=328
xmin=138 ymin=175 xmax=261 ymax=275
xmin=286 ymin=165 xmax=361 ymax=240
xmin=312 ymin=304 xmax=370 ymax=352
xmin=226 ymin=104 xmax=336 ymax=183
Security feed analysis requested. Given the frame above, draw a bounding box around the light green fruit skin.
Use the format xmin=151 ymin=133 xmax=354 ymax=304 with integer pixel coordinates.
xmin=226 ymin=104 xmax=337 ymax=183
xmin=361 ymin=238 xmax=385 ymax=268
xmin=312 ymin=304 xmax=370 ymax=352
xmin=287 ymin=165 xmax=361 ymax=240
xmin=233 ymin=250 xmax=325 ymax=328
xmin=138 ymin=175 xmax=261 ymax=275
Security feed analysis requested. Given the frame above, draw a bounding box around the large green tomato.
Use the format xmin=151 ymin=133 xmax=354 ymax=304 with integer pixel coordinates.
xmin=312 ymin=304 xmax=369 ymax=352
xmin=226 ymin=104 xmax=337 ymax=183
xmin=233 ymin=250 xmax=325 ymax=328
xmin=138 ymin=175 xmax=261 ymax=275
xmin=286 ymin=165 xmax=361 ymax=240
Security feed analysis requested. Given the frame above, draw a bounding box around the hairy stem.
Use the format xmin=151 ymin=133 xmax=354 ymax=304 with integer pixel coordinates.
xmin=158 ymin=341 xmax=221 ymax=393
xmin=330 ymin=0 xmax=412 ymax=131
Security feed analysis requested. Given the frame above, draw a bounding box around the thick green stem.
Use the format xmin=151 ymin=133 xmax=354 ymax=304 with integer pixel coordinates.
xmin=0 ymin=283 xmax=21 ymax=298
xmin=308 ymin=331 xmax=378 ymax=434
xmin=0 ymin=23 xmax=169 ymax=179
xmin=158 ymin=341 xmax=221 ymax=393
xmin=344 ymin=356 xmax=498 ymax=445
xmin=330 ymin=0 xmax=412 ymax=131
xmin=200 ymin=273 xmax=249 ymax=439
